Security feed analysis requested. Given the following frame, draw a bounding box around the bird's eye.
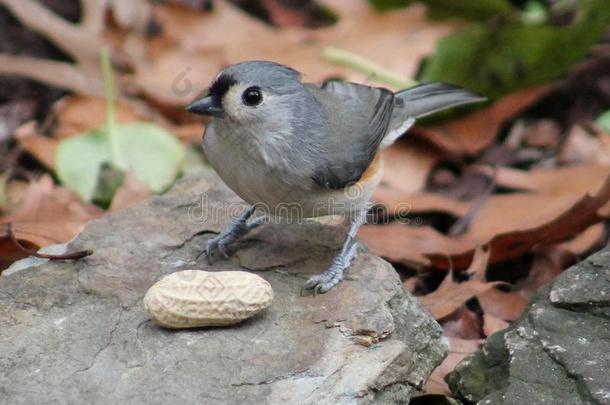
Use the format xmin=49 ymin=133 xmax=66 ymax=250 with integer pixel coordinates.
xmin=242 ymin=87 xmax=263 ymax=106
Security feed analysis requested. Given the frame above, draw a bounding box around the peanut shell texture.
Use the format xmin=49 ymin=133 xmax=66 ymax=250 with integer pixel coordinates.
xmin=144 ymin=270 xmax=274 ymax=329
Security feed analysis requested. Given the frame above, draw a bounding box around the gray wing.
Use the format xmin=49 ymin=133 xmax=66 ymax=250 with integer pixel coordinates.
xmin=383 ymin=83 xmax=487 ymax=146
xmin=306 ymin=80 xmax=395 ymax=189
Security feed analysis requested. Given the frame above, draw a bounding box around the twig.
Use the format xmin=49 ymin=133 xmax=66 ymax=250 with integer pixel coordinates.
xmin=0 ymin=54 xmax=104 ymax=96
xmin=0 ymin=0 xmax=102 ymax=69
xmin=0 ymin=0 xmax=107 ymax=95
xmin=5 ymin=223 xmax=93 ymax=260
xmin=448 ymin=168 xmax=498 ymax=236
xmin=81 ymin=0 xmax=107 ymax=35
xmin=323 ymin=47 xmax=418 ymax=89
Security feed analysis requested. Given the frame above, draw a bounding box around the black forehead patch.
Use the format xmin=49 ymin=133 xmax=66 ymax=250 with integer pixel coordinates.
xmin=208 ymin=73 xmax=238 ymax=99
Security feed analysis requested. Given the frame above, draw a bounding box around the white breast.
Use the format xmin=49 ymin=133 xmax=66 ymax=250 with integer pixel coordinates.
xmin=203 ymin=125 xmax=379 ymax=220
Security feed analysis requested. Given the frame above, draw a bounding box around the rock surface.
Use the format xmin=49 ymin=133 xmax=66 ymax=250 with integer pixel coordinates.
xmin=0 ymin=172 xmax=447 ymax=405
xmin=447 ymin=248 xmax=610 ymax=405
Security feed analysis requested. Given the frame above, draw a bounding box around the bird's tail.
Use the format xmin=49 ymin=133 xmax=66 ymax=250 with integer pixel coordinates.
xmin=395 ymin=83 xmax=486 ymax=119
xmin=381 ymin=83 xmax=486 ymax=147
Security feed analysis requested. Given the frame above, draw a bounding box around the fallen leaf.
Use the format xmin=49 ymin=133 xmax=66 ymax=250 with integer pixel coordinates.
xmin=56 ymin=122 xmax=186 ymax=201
xmin=359 ymin=224 xmax=472 ymax=268
xmin=559 ymin=125 xmax=610 ymax=165
xmin=363 ymin=168 xmax=610 ymax=271
xmin=16 ymin=122 xmax=58 ymax=170
xmin=425 ymin=337 xmax=483 ymax=395
xmin=522 ymin=119 xmax=561 ymax=149
xmin=520 ymin=251 xmax=564 ymax=299
xmin=413 ymin=86 xmax=549 ymax=156
xmin=557 ymin=222 xmax=605 ymax=257
xmin=373 ymin=189 xmax=469 ymax=218
xmin=379 ymin=138 xmax=440 ymax=195
xmin=52 ymin=95 xmax=142 ymax=139
xmin=403 ymin=276 xmax=418 ymax=293
xmin=132 ymin=0 xmax=460 ymax=105
xmin=477 ymin=288 xmax=528 ymax=321
xmin=483 ymin=313 xmax=509 ymax=336
xmin=0 ymin=176 xmax=102 ymax=266
xmin=442 ymin=306 xmax=482 ymax=340
xmin=420 ymin=247 xmax=497 ymax=320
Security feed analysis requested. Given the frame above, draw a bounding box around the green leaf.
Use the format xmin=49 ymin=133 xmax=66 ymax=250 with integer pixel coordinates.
xmin=368 ymin=0 xmax=411 ymax=12
xmin=595 ymin=111 xmax=610 ymax=133
xmin=56 ymin=123 xmax=185 ymax=202
xmin=114 ymin=123 xmax=186 ymax=193
xmin=368 ymin=0 xmax=515 ymax=20
xmin=418 ymin=0 xmax=610 ymax=100
xmin=521 ymin=0 xmax=548 ymax=25
xmin=423 ymin=0 xmax=515 ymax=21
xmin=56 ymin=128 xmax=112 ymax=201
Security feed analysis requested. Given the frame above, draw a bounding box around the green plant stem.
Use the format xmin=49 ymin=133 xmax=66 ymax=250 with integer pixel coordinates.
xmin=100 ymin=47 xmax=121 ymax=167
xmin=323 ymin=47 xmax=417 ymax=89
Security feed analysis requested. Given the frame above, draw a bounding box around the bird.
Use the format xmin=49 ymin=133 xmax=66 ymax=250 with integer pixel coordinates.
xmin=186 ymin=60 xmax=485 ymax=294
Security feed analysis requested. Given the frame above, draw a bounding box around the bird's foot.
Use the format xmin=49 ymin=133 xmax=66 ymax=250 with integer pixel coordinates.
xmin=302 ymin=241 xmax=362 ymax=295
xmin=203 ymin=210 xmax=264 ymax=264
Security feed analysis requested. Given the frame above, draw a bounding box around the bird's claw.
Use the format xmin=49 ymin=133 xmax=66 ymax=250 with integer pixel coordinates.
xmin=204 ymin=234 xmax=232 ymax=264
xmin=301 ymin=273 xmax=340 ymax=295
xmin=302 ymin=242 xmax=362 ymax=295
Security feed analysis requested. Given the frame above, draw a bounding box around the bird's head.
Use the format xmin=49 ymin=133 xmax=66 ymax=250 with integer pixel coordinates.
xmin=186 ymin=61 xmax=303 ymax=126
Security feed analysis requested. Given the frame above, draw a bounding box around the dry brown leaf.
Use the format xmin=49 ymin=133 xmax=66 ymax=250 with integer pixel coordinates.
xmin=362 ymin=167 xmax=610 ymax=270
xmin=483 ymin=313 xmax=509 ymax=337
xmin=419 ymin=247 xmax=497 ymax=320
xmin=522 ymin=119 xmax=561 ymax=149
xmin=559 ymin=125 xmax=610 ymax=165
xmin=52 ymin=95 xmax=142 ymax=139
xmin=477 ymin=288 xmax=528 ymax=322
xmin=373 ymin=189 xmax=469 ymax=218
xmin=428 ymin=167 xmax=610 ymax=269
xmin=16 ymin=121 xmax=57 ymax=170
xmin=467 ymin=245 xmax=490 ymax=281
xmin=414 ymin=86 xmax=550 ymax=156
xmin=0 ymin=237 xmax=37 ymax=271
xmin=0 ymin=175 xmax=101 ymax=253
xmin=132 ymin=0 xmax=459 ymax=105
xmin=557 ymin=222 xmax=605 ymax=256
xmin=477 ymin=163 xmax=610 ymax=193
xmin=403 ymin=276 xmax=418 ymax=293
xmin=442 ymin=306 xmax=482 ymax=340
xmin=358 ymin=224 xmax=472 ymax=268
xmin=380 ymin=138 xmax=440 ymax=195
xmin=520 ymin=252 xmax=564 ymax=299
xmin=15 ymin=95 xmax=146 ymax=171
xmin=17 ymin=95 xmax=190 ymax=170
xmin=424 ymin=337 xmax=483 ymax=396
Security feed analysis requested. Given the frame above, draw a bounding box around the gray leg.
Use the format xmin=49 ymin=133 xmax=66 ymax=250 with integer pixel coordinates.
xmin=204 ymin=206 xmax=265 ymax=264
xmin=302 ymin=207 xmax=368 ymax=294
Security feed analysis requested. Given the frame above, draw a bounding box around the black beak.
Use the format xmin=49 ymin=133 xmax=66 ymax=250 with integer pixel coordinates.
xmin=185 ymin=95 xmax=224 ymax=117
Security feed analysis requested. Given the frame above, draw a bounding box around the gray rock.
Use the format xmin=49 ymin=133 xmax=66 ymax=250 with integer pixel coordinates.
xmin=446 ymin=249 xmax=610 ymax=405
xmin=0 ymin=172 xmax=447 ymax=405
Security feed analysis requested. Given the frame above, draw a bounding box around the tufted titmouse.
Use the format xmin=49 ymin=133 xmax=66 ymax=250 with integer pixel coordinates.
xmin=187 ymin=61 xmax=485 ymax=294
